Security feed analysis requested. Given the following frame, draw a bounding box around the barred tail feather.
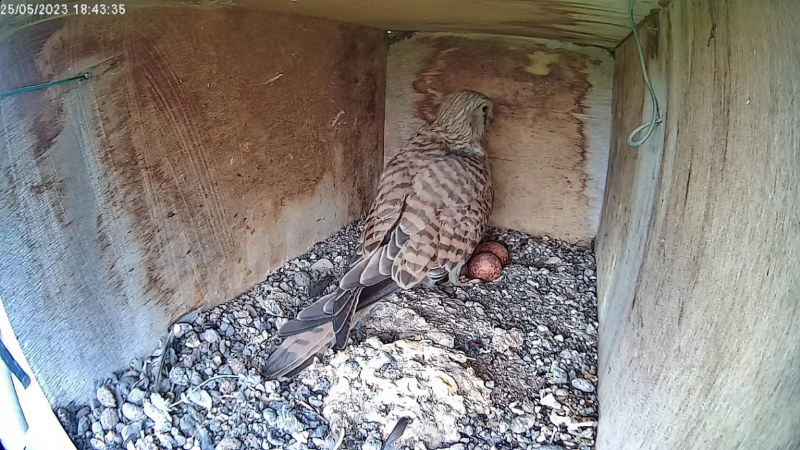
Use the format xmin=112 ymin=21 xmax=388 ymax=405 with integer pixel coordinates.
xmin=261 ymin=275 xmax=399 ymax=380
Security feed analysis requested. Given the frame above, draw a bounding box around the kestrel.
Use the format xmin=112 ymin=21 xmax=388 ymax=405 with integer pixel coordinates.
xmin=262 ymin=90 xmax=495 ymax=379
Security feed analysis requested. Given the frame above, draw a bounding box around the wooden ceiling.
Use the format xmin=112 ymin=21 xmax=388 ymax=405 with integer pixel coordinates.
xmin=240 ymin=0 xmax=664 ymax=47
xmin=1 ymin=0 xmax=664 ymax=48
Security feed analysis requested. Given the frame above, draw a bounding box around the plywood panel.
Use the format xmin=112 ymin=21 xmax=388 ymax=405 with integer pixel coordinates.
xmin=0 ymin=0 xmax=663 ymax=48
xmin=0 ymin=9 xmax=386 ymax=405
xmin=386 ymin=33 xmax=613 ymax=243
xmin=596 ymin=0 xmax=800 ymax=448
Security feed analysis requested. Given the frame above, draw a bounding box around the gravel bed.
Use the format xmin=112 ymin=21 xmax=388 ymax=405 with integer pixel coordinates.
xmin=57 ymin=219 xmax=599 ymax=450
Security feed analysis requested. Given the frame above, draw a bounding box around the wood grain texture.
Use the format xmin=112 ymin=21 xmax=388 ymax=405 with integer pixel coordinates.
xmin=0 ymin=8 xmax=386 ymax=405
xmin=0 ymin=0 xmax=663 ymax=49
xmin=596 ymin=0 xmax=800 ymax=448
xmin=386 ymin=33 xmax=613 ymax=243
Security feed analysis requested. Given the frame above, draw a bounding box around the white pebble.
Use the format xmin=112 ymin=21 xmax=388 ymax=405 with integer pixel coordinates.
xmin=540 ymin=393 xmax=561 ymax=409
xmin=172 ymin=323 xmax=191 ymax=338
xmin=143 ymin=398 xmax=172 ymax=432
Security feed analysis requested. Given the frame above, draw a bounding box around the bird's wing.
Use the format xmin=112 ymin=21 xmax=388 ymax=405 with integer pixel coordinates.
xmin=435 ymin=200 xmax=489 ymax=274
xmin=389 ymin=152 xmax=492 ymax=288
xmin=361 ymin=152 xmax=419 ymax=256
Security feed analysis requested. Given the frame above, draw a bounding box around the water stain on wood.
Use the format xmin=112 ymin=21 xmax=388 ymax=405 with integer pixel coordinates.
xmin=398 ymin=34 xmax=601 ymax=242
xmin=25 ymin=9 xmax=386 ymax=312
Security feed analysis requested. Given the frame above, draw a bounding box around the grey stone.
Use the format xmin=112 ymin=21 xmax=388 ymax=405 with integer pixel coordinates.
xmin=127 ymin=388 xmax=146 ymax=405
xmin=215 ymin=437 xmax=242 ymax=450
xmin=172 ymin=323 xmax=191 ymax=339
xmin=169 ymin=367 xmax=190 ymax=386
xmin=97 ymin=386 xmax=117 ymax=408
xmin=510 ymin=415 xmax=536 ymax=434
xmin=571 ymin=378 xmax=595 ymax=393
xmin=551 ymin=364 xmax=569 ymax=385
xmin=100 ymin=408 xmax=119 ymax=431
xmin=294 ymin=272 xmax=311 ymax=288
xmin=310 ymin=259 xmax=334 ymax=270
xmin=266 ymin=429 xmax=285 ymax=447
xmin=179 ymin=414 xmax=199 ymax=436
xmin=361 ymin=436 xmax=382 ymax=450
xmin=134 ymin=438 xmax=159 ymax=450
xmin=276 ymin=409 xmax=304 ymax=434
xmin=77 ymin=415 xmax=91 ymax=435
xmin=185 ymin=333 xmax=202 ymax=349
xmin=121 ymin=422 xmax=142 ymax=442
xmin=203 ymin=329 xmax=221 ymax=343
xmin=540 ymin=393 xmax=560 ymax=409
xmin=122 ymin=403 xmax=146 ymax=422
xmin=173 ymin=433 xmax=186 ymax=447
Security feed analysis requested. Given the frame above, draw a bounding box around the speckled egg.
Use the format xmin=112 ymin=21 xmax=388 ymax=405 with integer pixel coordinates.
xmin=474 ymin=241 xmax=510 ymax=266
xmin=468 ymin=252 xmax=503 ymax=282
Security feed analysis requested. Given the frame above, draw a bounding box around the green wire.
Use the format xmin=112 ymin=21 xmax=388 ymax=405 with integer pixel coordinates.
xmin=0 ymin=73 xmax=89 ymax=100
xmin=627 ymin=0 xmax=663 ymax=148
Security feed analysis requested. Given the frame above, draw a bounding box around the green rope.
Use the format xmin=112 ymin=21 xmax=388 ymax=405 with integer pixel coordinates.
xmin=627 ymin=0 xmax=663 ymax=147
xmin=0 ymin=73 xmax=89 ymax=100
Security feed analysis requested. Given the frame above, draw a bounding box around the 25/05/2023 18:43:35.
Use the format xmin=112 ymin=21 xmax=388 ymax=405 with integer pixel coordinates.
xmin=0 ymin=3 xmax=126 ymax=15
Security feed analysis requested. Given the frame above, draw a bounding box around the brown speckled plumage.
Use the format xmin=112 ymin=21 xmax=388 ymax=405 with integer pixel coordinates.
xmin=262 ymin=90 xmax=495 ymax=379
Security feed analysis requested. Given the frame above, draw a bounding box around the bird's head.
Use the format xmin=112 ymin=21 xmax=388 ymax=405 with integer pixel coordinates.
xmin=432 ymin=90 xmax=494 ymax=146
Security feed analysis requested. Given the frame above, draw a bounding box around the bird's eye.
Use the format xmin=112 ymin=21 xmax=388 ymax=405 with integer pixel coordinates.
xmin=481 ymin=105 xmax=488 ymax=114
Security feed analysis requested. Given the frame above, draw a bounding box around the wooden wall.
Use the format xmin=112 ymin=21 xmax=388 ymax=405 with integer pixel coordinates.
xmin=385 ymin=33 xmax=614 ymax=244
xmin=0 ymin=8 xmax=387 ymax=405
xmin=596 ymin=0 xmax=800 ymax=449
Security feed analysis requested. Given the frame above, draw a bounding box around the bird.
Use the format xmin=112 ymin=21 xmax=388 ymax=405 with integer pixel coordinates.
xmin=261 ymin=89 xmax=495 ymax=380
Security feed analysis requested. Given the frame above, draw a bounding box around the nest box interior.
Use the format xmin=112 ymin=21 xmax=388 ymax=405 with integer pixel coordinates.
xmin=0 ymin=0 xmax=797 ymax=449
